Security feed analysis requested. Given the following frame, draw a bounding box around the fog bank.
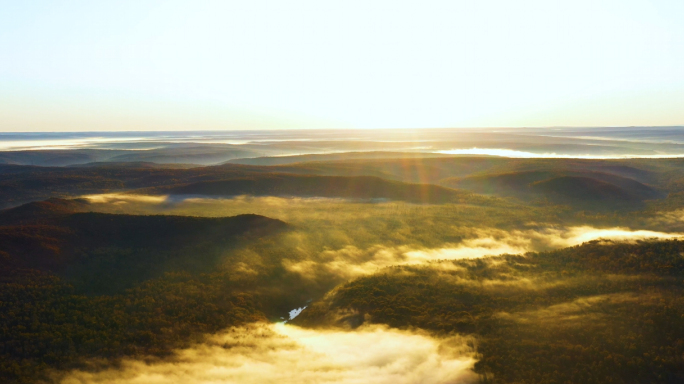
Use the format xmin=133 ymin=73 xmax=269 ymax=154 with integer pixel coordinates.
xmin=409 ymin=226 xmax=682 ymax=260
xmin=285 ymin=226 xmax=682 ymax=280
xmin=59 ymin=324 xmax=477 ymax=384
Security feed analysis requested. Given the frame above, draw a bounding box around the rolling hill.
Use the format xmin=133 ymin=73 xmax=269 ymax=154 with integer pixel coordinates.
xmin=138 ymin=174 xmax=470 ymax=204
xmin=0 ymin=200 xmax=287 ymax=294
xmin=530 ymin=176 xmax=640 ymax=202
xmin=0 ymin=198 xmax=90 ymax=225
xmin=443 ymin=170 xmax=665 ymax=209
xmin=0 ymin=145 xmax=263 ymax=166
xmin=1 ymin=156 xmax=682 ymax=210
xmin=225 ymin=151 xmax=451 ymax=166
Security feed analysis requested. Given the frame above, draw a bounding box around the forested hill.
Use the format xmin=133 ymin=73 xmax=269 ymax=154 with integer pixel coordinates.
xmin=442 ymin=170 xmax=665 ymax=209
xmin=224 ymin=151 xmax=451 ymax=165
xmin=138 ymin=174 xmax=469 ymax=203
xmin=297 ymin=239 xmax=684 ymax=384
xmin=0 ymin=201 xmax=287 ymax=294
xmin=3 ymin=156 xmax=684 ymax=209
xmin=0 ymin=198 xmax=90 ymax=225
xmin=0 ymin=200 xmax=290 ymax=383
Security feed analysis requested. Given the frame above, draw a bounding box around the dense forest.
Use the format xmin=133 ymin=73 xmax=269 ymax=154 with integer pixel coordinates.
xmin=0 ymin=269 xmax=264 ymax=383
xmin=298 ymin=240 xmax=684 ymax=383
xmin=0 ymin=203 xmax=290 ymax=383
xmin=3 ymin=156 xmax=684 ymax=383
xmin=5 ymin=155 xmax=684 ymax=209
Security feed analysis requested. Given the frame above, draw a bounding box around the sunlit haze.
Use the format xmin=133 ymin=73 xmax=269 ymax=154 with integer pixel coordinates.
xmin=5 ymin=4 xmax=684 ymax=384
xmin=2 ymin=0 xmax=683 ymax=131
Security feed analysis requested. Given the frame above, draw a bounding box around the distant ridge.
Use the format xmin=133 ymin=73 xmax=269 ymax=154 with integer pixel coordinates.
xmin=72 ymin=162 xmax=199 ymax=169
xmin=225 ymin=151 xmax=451 ymax=166
xmin=531 ymin=176 xmax=640 ymax=202
xmin=0 ymin=198 xmax=89 ymax=225
xmin=443 ymin=170 xmax=665 ymax=209
xmin=140 ymin=174 xmax=469 ymax=204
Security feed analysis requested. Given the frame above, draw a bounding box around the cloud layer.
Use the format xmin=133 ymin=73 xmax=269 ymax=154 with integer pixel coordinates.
xmin=410 ymin=226 xmax=682 ymax=260
xmin=284 ymin=226 xmax=682 ymax=280
xmin=59 ymin=324 xmax=477 ymax=384
xmin=82 ymin=194 xmax=169 ymax=204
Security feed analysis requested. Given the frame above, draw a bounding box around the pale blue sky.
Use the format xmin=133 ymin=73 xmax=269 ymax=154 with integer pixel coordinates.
xmin=1 ymin=0 xmax=683 ymax=131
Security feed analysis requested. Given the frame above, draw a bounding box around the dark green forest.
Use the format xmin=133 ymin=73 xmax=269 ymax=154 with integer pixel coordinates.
xmin=3 ymin=156 xmax=684 ymax=383
xmin=0 ymin=269 xmax=264 ymax=383
xmin=0 ymin=206 xmax=289 ymax=383
xmin=298 ymin=240 xmax=684 ymax=383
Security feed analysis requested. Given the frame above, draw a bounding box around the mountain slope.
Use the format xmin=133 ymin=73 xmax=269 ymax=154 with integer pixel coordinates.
xmin=0 ymin=200 xmax=287 ymax=294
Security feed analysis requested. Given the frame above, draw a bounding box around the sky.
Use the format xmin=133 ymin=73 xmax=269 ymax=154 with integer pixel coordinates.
xmin=1 ymin=0 xmax=683 ymax=131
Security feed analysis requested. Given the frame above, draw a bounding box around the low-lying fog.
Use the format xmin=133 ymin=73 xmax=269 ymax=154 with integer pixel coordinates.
xmin=436 ymin=148 xmax=684 ymax=159
xmin=82 ymin=194 xmax=684 ymax=281
xmin=4 ymin=127 xmax=684 ymax=160
xmin=283 ymin=226 xmax=682 ymax=280
xmin=59 ymin=324 xmax=477 ymax=384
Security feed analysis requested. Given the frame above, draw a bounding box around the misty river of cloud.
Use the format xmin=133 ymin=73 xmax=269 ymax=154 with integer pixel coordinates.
xmin=80 ymin=193 xmax=684 ymax=281
xmin=58 ymin=324 xmax=477 ymax=384
xmin=284 ymin=226 xmax=682 ymax=280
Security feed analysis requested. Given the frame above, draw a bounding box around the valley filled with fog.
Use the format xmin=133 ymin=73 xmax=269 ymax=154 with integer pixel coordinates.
xmin=4 ymin=0 xmax=684 ymax=381
xmin=3 ymin=130 xmax=684 ymax=383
